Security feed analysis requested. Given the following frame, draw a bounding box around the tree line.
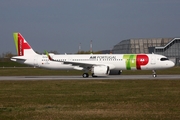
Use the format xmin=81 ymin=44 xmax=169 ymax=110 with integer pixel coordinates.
xmin=0 ymin=52 xmax=14 ymax=62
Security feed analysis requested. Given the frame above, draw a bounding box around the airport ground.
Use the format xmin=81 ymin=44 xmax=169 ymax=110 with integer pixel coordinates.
xmin=1 ymin=66 xmax=180 ymax=76
xmin=0 ymin=66 xmax=180 ymax=119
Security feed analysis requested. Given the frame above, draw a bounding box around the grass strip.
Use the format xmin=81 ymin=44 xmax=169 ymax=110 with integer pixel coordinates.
xmin=0 ymin=80 xmax=179 ymax=120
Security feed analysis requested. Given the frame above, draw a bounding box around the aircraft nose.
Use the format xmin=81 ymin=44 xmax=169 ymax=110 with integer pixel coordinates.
xmin=169 ymin=61 xmax=175 ymax=67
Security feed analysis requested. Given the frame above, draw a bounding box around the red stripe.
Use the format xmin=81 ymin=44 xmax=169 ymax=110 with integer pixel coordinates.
xmin=18 ymin=33 xmax=24 ymax=56
xmin=17 ymin=33 xmax=31 ymax=56
xmin=24 ymin=42 xmax=31 ymax=49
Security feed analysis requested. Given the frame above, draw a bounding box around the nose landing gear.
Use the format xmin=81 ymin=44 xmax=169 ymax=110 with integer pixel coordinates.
xmin=152 ymin=70 xmax=157 ymax=77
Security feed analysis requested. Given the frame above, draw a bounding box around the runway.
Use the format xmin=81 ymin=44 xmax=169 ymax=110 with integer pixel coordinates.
xmin=0 ymin=75 xmax=180 ymax=80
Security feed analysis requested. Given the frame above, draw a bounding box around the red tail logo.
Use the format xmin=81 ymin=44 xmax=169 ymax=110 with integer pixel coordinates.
xmin=18 ymin=33 xmax=31 ymax=56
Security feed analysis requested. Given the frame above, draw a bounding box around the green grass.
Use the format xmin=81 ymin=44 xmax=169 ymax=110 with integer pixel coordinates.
xmin=0 ymin=61 xmax=28 ymax=67
xmin=0 ymin=80 xmax=180 ymax=120
xmin=1 ymin=61 xmax=180 ymax=119
xmin=0 ymin=66 xmax=180 ymax=76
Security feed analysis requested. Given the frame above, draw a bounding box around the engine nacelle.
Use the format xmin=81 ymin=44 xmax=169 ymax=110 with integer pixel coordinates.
xmin=109 ymin=70 xmax=122 ymax=75
xmin=92 ymin=66 xmax=110 ymax=76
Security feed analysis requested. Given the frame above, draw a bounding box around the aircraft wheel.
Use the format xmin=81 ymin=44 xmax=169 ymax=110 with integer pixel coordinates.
xmin=152 ymin=70 xmax=157 ymax=78
xmin=82 ymin=73 xmax=89 ymax=78
xmin=153 ymin=74 xmax=157 ymax=78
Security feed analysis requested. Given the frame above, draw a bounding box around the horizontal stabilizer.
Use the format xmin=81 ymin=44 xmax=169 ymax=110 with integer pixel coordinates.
xmin=11 ymin=56 xmax=27 ymax=62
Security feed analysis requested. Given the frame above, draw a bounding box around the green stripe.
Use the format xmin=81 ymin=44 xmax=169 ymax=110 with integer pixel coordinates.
xmin=123 ymin=54 xmax=137 ymax=70
xmin=13 ymin=33 xmax=18 ymax=54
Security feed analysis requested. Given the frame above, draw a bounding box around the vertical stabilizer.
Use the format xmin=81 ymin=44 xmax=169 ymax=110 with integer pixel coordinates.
xmin=13 ymin=33 xmax=37 ymax=56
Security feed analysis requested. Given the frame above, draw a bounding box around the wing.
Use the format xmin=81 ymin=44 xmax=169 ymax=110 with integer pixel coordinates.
xmin=45 ymin=51 xmax=102 ymax=69
xmin=62 ymin=61 xmax=96 ymax=69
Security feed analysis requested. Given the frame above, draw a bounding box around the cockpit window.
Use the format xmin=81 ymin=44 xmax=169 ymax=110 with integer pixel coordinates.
xmin=160 ymin=58 xmax=169 ymax=61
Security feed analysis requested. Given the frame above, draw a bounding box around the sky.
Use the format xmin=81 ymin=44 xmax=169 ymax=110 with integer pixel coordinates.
xmin=1 ymin=0 xmax=180 ymax=54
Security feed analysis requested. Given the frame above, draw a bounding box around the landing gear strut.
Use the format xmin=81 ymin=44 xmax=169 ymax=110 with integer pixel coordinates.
xmin=82 ymin=73 xmax=89 ymax=78
xmin=92 ymin=73 xmax=97 ymax=77
xmin=152 ymin=70 xmax=157 ymax=77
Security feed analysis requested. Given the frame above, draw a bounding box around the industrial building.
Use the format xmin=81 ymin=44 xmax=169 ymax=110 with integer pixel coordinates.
xmin=112 ymin=38 xmax=180 ymax=65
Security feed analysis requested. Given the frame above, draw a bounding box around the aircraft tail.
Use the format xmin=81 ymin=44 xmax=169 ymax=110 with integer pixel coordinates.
xmin=13 ymin=32 xmax=37 ymax=56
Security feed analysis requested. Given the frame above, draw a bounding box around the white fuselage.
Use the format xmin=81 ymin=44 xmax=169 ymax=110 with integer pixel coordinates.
xmin=13 ymin=54 xmax=174 ymax=71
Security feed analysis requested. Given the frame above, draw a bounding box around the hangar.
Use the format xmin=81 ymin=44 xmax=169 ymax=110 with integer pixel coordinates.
xmin=112 ymin=38 xmax=180 ymax=65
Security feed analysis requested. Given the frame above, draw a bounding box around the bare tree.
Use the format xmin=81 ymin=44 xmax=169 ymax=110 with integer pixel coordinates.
xmin=0 ymin=52 xmax=14 ymax=62
xmin=3 ymin=52 xmax=14 ymax=58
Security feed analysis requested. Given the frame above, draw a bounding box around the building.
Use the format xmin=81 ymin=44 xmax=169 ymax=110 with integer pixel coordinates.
xmin=112 ymin=38 xmax=180 ymax=65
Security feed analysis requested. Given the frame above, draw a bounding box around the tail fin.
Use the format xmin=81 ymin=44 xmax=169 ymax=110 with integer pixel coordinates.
xmin=13 ymin=32 xmax=37 ymax=56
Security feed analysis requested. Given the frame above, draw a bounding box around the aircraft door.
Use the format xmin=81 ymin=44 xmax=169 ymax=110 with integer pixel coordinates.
xmin=34 ymin=56 xmax=39 ymax=67
xmin=68 ymin=57 xmax=72 ymax=61
xmin=151 ymin=54 xmax=156 ymax=65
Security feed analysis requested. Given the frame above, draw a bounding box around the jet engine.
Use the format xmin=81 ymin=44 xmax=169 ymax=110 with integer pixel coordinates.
xmin=92 ymin=66 xmax=110 ymax=76
xmin=109 ymin=70 xmax=122 ymax=75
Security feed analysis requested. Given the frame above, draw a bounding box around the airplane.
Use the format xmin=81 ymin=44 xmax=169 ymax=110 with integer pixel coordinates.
xmin=11 ymin=32 xmax=175 ymax=78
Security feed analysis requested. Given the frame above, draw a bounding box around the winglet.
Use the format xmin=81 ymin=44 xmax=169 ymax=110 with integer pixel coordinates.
xmin=45 ymin=51 xmax=54 ymax=61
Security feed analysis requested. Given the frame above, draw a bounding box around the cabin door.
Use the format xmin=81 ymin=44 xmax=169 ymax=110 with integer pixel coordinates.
xmin=151 ymin=54 xmax=156 ymax=65
xmin=34 ymin=56 xmax=39 ymax=67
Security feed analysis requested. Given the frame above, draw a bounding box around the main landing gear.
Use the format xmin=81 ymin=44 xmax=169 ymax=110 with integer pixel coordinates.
xmin=152 ymin=70 xmax=157 ymax=77
xmin=91 ymin=73 xmax=97 ymax=77
xmin=82 ymin=73 xmax=89 ymax=78
xmin=82 ymin=73 xmax=97 ymax=78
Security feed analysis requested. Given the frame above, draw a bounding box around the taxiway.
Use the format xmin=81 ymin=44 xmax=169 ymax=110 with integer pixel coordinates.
xmin=0 ymin=75 xmax=180 ymax=80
